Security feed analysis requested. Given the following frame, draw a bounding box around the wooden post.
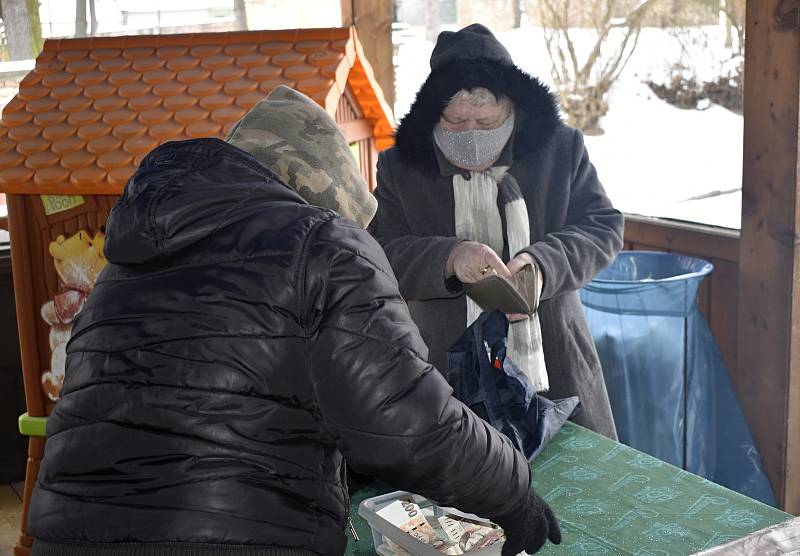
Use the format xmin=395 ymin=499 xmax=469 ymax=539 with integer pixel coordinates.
xmin=14 ymin=437 xmax=44 ymax=556
xmin=6 ymin=195 xmax=45 ymax=419
xmin=341 ymin=0 xmax=395 ymax=109
xmin=737 ymin=0 xmax=800 ymax=513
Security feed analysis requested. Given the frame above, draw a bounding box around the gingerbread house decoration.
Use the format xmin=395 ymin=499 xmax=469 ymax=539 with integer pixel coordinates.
xmin=0 ymin=27 xmax=394 ymax=555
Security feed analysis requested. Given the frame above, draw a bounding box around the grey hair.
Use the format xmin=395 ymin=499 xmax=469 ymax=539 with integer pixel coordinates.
xmin=450 ymin=87 xmax=499 ymax=106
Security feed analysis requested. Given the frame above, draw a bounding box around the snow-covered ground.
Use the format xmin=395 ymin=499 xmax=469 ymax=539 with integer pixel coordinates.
xmin=393 ymin=25 xmax=743 ymax=229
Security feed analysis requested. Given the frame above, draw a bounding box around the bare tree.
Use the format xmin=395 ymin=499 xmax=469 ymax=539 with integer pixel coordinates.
xmin=1 ymin=0 xmax=41 ymax=60
xmin=717 ymin=0 xmax=745 ymax=56
xmin=75 ymin=0 xmax=87 ymax=37
xmin=27 ymin=0 xmax=42 ymax=53
xmin=647 ymin=0 xmax=746 ymax=114
xmin=76 ymin=0 xmax=98 ymax=37
xmin=89 ymin=0 xmax=98 ymax=35
xmin=234 ymin=0 xmax=248 ymax=30
xmin=424 ymin=0 xmax=440 ymax=42
xmin=538 ymin=0 xmax=659 ymax=134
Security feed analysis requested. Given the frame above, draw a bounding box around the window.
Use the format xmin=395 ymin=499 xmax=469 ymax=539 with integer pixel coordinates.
xmin=392 ymin=0 xmax=746 ymax=229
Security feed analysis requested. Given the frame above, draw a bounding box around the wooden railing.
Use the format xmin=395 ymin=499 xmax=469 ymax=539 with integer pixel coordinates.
xmin=623 ymin=214 xmax=740 ymax=373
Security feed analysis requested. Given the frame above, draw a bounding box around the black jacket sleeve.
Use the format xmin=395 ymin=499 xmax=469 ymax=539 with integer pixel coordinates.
xmin=368 ymin=151 xmax=464 ymax=301
xmin=521 ymin=129 xmax=624 ymax=300
xmin=302 ymin=215 xmax=530 ymax=519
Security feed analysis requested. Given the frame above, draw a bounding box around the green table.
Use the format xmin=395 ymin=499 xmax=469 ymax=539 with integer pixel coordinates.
xmin=346 ymin=422 xmax=791 ymax=555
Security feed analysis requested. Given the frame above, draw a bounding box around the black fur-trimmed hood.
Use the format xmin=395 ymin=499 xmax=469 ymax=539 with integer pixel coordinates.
xmin=394 ymin=58 xmax=562 ymax=176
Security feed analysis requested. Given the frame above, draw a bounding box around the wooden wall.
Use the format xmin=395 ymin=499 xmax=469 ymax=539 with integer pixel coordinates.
xmin=336 ymin=86 xmax=378 ymax=189
xmin=623 ymin=215 xmax=740 ymax=375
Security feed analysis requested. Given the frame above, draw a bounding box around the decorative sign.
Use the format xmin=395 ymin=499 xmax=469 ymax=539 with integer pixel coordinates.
xmin=40 ymin=195 xmax=85 ymax=216
xmin=40 ymin=229 xmax=107 ymax=401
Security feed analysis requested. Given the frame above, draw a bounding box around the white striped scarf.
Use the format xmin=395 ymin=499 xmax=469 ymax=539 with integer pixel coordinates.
xmin=453 ymin=166 xmax=549 ymax=392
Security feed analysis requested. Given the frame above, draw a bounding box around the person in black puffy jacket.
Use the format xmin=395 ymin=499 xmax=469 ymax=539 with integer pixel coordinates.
xmin=28 ymin=86 xmax=560 ymax=556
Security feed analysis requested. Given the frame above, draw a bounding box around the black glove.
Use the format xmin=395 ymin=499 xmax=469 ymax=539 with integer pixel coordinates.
xmin=494 ymin=488 xmax=561 ymax=556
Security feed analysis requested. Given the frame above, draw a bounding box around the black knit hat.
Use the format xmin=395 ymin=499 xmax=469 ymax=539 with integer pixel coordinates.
xmin=430 ymin=23 xmax=514 ymax=70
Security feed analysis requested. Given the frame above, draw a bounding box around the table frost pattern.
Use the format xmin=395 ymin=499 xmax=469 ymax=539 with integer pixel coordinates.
xmin=347 ymin=422 xmax=790 ymax=556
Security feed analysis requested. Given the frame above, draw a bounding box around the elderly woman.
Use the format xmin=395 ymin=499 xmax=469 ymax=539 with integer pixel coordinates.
xmin=370 ymin=24 xmax=623 ymax=438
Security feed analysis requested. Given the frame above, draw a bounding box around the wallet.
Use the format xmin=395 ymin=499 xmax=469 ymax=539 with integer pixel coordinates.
xmin=464 ymin=263 xmax=540 ymax=315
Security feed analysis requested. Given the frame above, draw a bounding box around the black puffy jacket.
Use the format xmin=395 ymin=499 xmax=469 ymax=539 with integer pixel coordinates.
xmin=28 ymin=139 xmax=531 ymax=556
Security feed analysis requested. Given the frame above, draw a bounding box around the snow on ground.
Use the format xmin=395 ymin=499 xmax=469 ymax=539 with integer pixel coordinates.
xmin=582 ymin=74 xmax=742 ymax=229
xmin=393 ymin=25 xmax=743 ymax=229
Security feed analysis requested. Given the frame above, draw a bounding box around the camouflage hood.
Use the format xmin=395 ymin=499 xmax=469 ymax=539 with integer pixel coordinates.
xmin=225 ymin=85 xmax=377 ymax=228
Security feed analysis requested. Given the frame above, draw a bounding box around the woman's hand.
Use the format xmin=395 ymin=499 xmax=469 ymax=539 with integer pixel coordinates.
xmin=446 ymin=241 xmax=511 ymax=284
xmin=507 ymin=252 xmax=537 ymax=275
xmin=507 ymin=253 xmax=541 ymax=322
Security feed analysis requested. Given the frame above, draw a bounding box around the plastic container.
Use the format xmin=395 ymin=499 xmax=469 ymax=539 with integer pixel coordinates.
xmin=358 ymin=491 xmax=505 ymax=556
xmin=580 ymin=251 xmax=776 ymax=506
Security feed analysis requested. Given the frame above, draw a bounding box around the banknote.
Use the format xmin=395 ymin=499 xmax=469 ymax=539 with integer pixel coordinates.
xmin=375 ymin=498 xmax=505 ymax=554
xmin=378 ymin=500 xmax=439 ymax=544
xmin=439 ymin=514 xmax=505 ymax=551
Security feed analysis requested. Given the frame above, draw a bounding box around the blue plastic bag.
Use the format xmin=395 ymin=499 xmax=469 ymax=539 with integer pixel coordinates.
xmin=447 ymin=311 xmax=579 ymax=461
xmin=580 ymin=251 xmax=776 ymax=505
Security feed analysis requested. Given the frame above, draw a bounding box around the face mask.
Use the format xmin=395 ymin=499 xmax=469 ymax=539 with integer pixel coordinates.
xmin=433 ymin=111 xmax=515 ymax=170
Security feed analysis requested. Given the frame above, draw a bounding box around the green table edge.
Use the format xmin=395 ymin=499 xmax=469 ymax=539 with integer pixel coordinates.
xmin=19 ymin=412 xmax=47 ymax=437
xmin=346 ymin=421 xmax=792 ymax=555
xmin=15 ymin=414 xmax=793 ymax=555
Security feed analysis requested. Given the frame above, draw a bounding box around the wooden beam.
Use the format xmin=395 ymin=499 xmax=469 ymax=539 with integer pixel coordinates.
xmin=6 ymin=195 xmax=45 ymax=418
xmin=624 ymin=215 xmax=740 ymax=263
xmin=738 ymin=0 xmax=800 ymax=513
xmin=340 ymin=118 xmax=373 ymax=143
xmin=341 ymin=0 xmax=395 ymax=108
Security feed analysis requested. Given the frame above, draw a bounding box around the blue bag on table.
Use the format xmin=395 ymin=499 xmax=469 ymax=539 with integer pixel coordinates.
xmin=447 ymin=311 xmax=579 ymax=460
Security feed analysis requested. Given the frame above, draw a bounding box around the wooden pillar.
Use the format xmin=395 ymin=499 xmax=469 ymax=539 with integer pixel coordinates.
xmin=341 ymin=0 xmax=395 ymax=109
xmin=737 ymin=0 xmax=800 ymax=513
xmin=13 ymin=437 xmax=43 ymax=556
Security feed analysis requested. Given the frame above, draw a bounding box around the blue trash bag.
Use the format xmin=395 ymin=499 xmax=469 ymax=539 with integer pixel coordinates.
xmin=447 ymin=311 xmax=580 ymax=461
xmin=580 ymin=251 xmax=776 ymax=506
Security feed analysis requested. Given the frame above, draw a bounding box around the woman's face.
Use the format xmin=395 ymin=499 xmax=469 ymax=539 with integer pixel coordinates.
xmin=439 ymin=94 xmax=513 ymax=132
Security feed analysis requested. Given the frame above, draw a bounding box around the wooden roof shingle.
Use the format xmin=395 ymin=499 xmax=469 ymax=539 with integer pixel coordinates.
xmin=0 ymin=27 xmax=394 ymax=195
